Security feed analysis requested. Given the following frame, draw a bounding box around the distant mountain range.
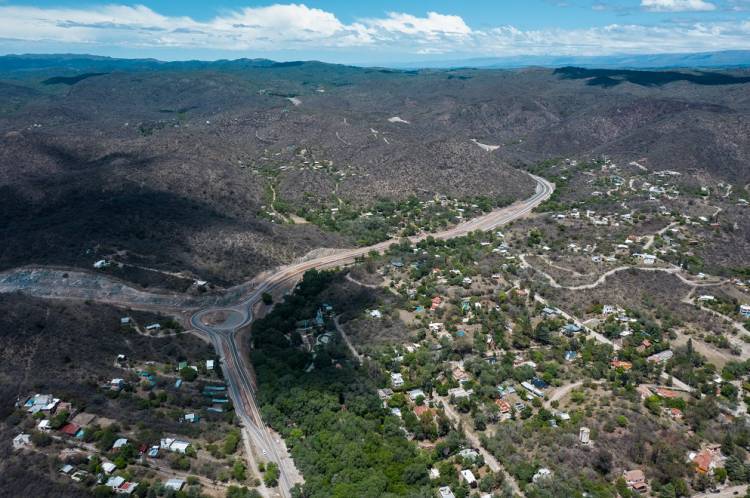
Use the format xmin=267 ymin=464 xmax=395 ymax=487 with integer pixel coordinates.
xmin=385 ymin=50 xmax=750 ymax=70
xmin=1 ymin=50 xmax=750 ymax=75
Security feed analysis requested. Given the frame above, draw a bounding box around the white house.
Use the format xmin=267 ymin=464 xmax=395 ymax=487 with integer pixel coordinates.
xmin=579 ymin=427 xmax=591 ymax=445
xmin=390 ymin=373 xmax=404 ymax=388
xmin=460 ymin=469 xmax=477 ymax=487
xmin=533 ymin=468 xmax=553 ymax=483
xmin=740 ymin=304 xmax=750 ymax=318
xmin=438 ymin=487 xmax=456 ymax=498
xmin=112 ymin=438 xmax=128 ymax=450
xmin=12 ymin=433 xmax=30 ymax=450
xmin=635 ymin=253 xmax=656 ymax=265
xmin=164 ymin=479 xmax=185 ymax=491
xmin=160 ymin=438 xmax=191 ymax=454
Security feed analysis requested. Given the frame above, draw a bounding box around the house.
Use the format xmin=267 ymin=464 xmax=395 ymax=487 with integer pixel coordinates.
xmin=532 ymin=468 xmax=552 ymax=483
xmin=106 ymin=476 xmax=138 ymax=495
xmin=636 ymin=339 xmax=652 ymax=353
xmin=24 ymin=394 xmax=59 ymax=414
xmin=60 ymin=423 xmax=81 ymax=437
xmin=429 ymin=468 xmax=440 ymax=480
xmin=460 ymin=469 xmax=477 ymax=487
xmin=495 ymin=399 xmax=512 ymax=414
xmin=12 ymin=433 xmax=30 ymax=450
xmin=408 ymin=388 xmax=426 ymax=401
xmin=206 ymin=360 xmax=215 ymax=370
xmin=377 ymin=388 xmax=393 ymax=401
xmin=635 ymin=253 xmax=657 ymax=265
xmin=60 ymin=464 xmax=74 ymax=475
xmin=164 ymin=479 xmax=186 ymax=491
xmin=391 ymin=373 xmax=404 ymax=388
xmin=451 ymin=365 xmax=469 ymax=382
xmin=102 ymin=462 xmax=117 ymax=474
xmin=521 ymin=381 xmax=544 ymax=398
xmin=655 ymin=387 xmax=680 ymax=399
xmin=602 ymin=305 xmax=618 ymax=315
xmin=370 ymin=310 xmax=383 ymax=319
xmin=413 ymin=405 xmax=434 ymax=418
xmin=110 ymin=378 xmax=125 ymax=391
xmin=438 ymin=486 xmax=456 ymax=498
xmin=610 ymin=360 xmax=632 ymax=370
xmin=579 ymin=427 xmax=591 ymax=445
xmin=428 ymin=322 xmax=444 ymax=332
xmin=697 ymin=295 xmax=715 ymax=302
xmin=106 ymin=476 xmax=125 ymax=490
xmin=145 ymin=323 xmax=161 ymax=331
xmin=160 ymin=438 xmax=191 ymax=454
xmin=448 ymin=387 xmax=472 ymax=399
xmin=561 ymin=324 xmax=582 ymax=336
xmin=647 ymin=350 xmax=674 ymax=363
xmin=542 ymin=307 xmax=559 ymax=317
xmin=623 ymin=469 xmax=648 ymax=494
xmin=120 ymin=317 xmax=131 ymax=325
xmin=147 ymin=446 xmax=159 ymax=458
xmin=459 ymin=448 xmax=479 ymax=460
xmin=532 ymin=378 xmax=548 ymax=389
xmin=691 ymin=448 xmax=721 ymax=474
xmin=564 ymin=351 xmax=577 ymax=362
xmin=71 ymin=470 xmax=88 ymax=482
xmin=37 ymin=419 xmax=51 ymax=432
xmin=93 ymin=259 xmax=109 ymax=269
xmin=184 ymin=413 xmax=199 ymax=423
xmin=740 ymin=304 xmax=750 ymax=318
xmin=116 ymin=482 xmax=138 ymax=495
xmin=112 ymin=438 xmax=128 ymax=450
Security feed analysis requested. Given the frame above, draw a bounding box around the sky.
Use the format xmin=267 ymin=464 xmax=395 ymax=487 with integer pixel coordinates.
xmin=1 ymin=1 xmax=750 ymax=63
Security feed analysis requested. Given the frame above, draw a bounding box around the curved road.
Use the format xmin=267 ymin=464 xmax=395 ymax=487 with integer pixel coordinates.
xmin=189 ymin=174 xmax=553 ymax=497
xmin=0 ymin=174 xmax=554 ymax=498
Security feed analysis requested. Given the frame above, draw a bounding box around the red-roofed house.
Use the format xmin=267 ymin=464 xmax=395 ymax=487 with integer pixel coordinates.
xmin=60 ymin=423 xmax=80 ymax=437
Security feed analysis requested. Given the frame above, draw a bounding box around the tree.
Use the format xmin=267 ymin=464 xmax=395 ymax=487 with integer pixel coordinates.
xmin=261 ymin=293 xmax=273 ymax=305
xmin=180 ymin=367 xmax=198 ymax=382
xmin=264 ymin=462 xmax=280 ymax=487
xmin=232 ymin=460 xmax=247 ymax=481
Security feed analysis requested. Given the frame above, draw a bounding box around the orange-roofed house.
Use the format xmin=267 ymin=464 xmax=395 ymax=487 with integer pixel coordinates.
xmin=692 ymin=450 xmax=715 ymax=474
xmin=495 ymin=399 xmax=511 ymax=414
xmin=413 ymin=405 xmax=434 ymax=418
xmin=655 ymin=387 xmax=680 ymax=399
xmin=611 ymin=360 xmax=632 ymax=370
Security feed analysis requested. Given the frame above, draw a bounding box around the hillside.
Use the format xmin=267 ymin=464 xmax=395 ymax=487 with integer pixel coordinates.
xmin=1 ymin=57 xmax=749 ymax=287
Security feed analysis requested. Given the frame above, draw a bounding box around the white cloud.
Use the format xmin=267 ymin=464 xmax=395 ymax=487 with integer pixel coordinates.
xmin=641 ymin=0 xmax=717 ymax=12
xmin=0 ymin=2 xmax=747 ymax=59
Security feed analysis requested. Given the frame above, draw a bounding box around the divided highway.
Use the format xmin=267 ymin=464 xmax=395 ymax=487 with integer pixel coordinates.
xmin=189 ymin=174 xmax=554 ymax=497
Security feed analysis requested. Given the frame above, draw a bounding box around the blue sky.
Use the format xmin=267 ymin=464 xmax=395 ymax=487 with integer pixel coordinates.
xmin=1 ymin=1 xmax=749 ymax=63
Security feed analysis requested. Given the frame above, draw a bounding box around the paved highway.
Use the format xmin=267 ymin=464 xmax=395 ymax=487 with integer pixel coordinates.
xmin=189 ymin=174 xmax=554 ymax=497
xmin=0 ymin=174 xmax=553 ymax=497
